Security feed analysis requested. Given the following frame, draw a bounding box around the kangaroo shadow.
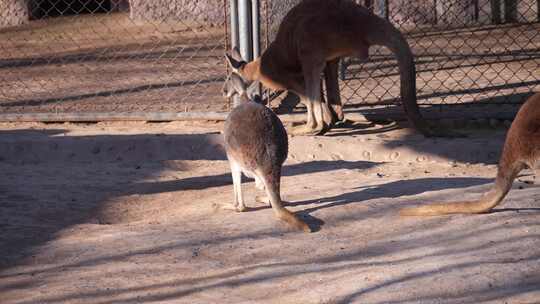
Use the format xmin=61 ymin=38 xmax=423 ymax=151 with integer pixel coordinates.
xmin=289 ymin=177 xmax=492 ymax=217
xmin=132 ymin=160 xmax=379 ymax=195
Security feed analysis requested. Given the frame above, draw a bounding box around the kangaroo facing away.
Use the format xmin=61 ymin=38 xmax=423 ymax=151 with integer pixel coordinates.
xmin=222 ymin=73 xmax=311 ymax=232
xmin=226 ymin=0 xmax=434 ymax=136
xmin=400 ymin=92 xmax=540 ymax=216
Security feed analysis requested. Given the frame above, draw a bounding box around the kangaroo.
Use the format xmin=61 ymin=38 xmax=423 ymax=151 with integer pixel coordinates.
xmin=225 ymin=0 xmax=434 ymax=136
xmin=400 ymin=92 xmax=540 ymax=216
xmin=222 ymin=73 xmax=311 ymax=232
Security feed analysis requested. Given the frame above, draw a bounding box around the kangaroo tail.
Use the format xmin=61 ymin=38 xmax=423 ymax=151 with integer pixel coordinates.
xmin=400 ymin=160 xmax=524 ymax=216
xmin=261 ymin=173 xmax=311 ymax=232
xmin=399 ymin=188 xmax=507 ymax=216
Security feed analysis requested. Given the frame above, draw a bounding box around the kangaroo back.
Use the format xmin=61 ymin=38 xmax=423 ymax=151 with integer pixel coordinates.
xmin=224 ymin=102 xmax=288 ymax=170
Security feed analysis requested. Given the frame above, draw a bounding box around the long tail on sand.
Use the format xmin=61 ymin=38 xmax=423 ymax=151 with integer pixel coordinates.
xmin=399 ymin=187 xmax=508 ymax=216
xmin=400 ymin=156 xmax=525 ymax=216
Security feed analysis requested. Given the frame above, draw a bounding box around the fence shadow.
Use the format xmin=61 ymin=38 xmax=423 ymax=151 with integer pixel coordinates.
xmin=0 ymin=119 xmax=521 ymax=274
xmin=0 ymin=129 xmax=382 ymax=274
xmin=5 ymin=197 xmax=539 ymax=304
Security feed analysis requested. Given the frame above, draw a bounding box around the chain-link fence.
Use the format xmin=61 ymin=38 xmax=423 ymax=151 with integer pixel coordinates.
xmin=0 ymin=0 xmax=539 ymax=121
xmin=0 ymin=0 xmax=229 ymax=117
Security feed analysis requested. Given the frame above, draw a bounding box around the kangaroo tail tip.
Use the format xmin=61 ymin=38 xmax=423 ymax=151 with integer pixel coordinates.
xmin=279 ymin=211 xmax=312 ymax=233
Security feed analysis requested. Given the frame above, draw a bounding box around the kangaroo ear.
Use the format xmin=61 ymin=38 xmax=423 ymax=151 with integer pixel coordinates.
xmin=225 ymin=47 xmax=246 ymax=72
xmin=225 ymin=53 xmax=242 ymax=71
xmin=246 ymin=80 xmax=261 ymax=100
xmin=230 ymin=73 xmax=247 ymax=95
xmin=231 ymin=47 xmax=243 ymax=61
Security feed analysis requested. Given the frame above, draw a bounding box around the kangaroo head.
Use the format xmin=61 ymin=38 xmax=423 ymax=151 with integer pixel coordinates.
xmin=223 ymin=72 xmax=261 ymax=104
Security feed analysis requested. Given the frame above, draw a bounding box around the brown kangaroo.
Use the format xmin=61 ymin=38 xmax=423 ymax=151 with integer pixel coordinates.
xmin=400 ymin=92 xmax=540 ymax=216
xmin=225 ymin=0 xmax=433 ymax=136
xmin=222 ymin=73 xmax=311 ymax=232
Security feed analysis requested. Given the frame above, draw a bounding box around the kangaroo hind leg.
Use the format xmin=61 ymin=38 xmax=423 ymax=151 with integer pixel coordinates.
xmin=324 ymin=59 xmax=344 ymax=124
xmin=254 ymin=175 xmax=270 ymax=205
xmin=293 ymin=58 xmax=330 ymax=135
xmin=223 ymin=160 xmax=247 ymax=212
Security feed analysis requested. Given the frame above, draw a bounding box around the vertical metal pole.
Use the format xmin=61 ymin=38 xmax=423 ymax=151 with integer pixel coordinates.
xmin=238 ymin=0 xmax=253 ymax=61
xmin=433 ymin=0 xmax=438 ymax=25
xmin=435 ymin=0 xmax=444 ymax=25
xmin=473 ymin=0 xmax=479 ymax=23
xmin=251 ymin=0 xmax=262 ymax=98
xmin=252 ymin=0 xmax=260 ymax=59
xmin=504 ymin=0 xmax=517 ymax=23
xmin=491 ymin=0 xmax=502 ymax=24
xmin=375 ymin=0 xmax=389 ymax=20
xmin=538 ymin=0 xmax=540 ymax=22
xmin=230 ymin=0 xmax=239 ymax=50
xmin=264 ymin=0 xmax=270 ymax=48
xmin=230 ymin=0 xmax=241 ymax=107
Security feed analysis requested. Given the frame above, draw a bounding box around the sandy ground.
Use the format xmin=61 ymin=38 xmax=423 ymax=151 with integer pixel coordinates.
xmin=0 ymin=120 xmax=539 ymax=304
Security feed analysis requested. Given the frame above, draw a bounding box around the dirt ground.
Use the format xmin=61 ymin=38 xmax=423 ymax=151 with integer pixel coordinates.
xmin=1 ymin=120 xmax=539 ymax=303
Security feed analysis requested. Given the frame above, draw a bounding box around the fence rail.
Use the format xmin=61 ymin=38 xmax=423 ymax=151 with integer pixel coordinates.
xmin=0 ymin=0 xmax=539 ymax=122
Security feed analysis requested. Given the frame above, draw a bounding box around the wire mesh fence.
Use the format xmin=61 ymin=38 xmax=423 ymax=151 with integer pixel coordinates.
xmin=0 ymin=0 xmax=229 ymax=116
xmin=0 ymin=0 xmax=539 ymax=120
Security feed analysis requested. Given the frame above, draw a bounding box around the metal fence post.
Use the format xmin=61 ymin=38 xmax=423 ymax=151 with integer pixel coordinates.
xmin=252 ymin=0 xmax=261 ymax=59
xmin=375 ymin=0 xmax=389 ymax=20
xmin=251 ymin=0 xmax=262 ymax=97
xmin=538 ymin=0 xmax=540 ymax=21
xmin=229 ymin=0 xmax=241 ymax=107
xmin=230 ymin=0 xmax=260 ymax=104
xmin=504 ymin=0 xmax=517 ymax=23
xmin=473 ymin=0 xmax=479 ymax=22
xmin=229 ymin=0 xmax=239 ymax=49
xmin=491 ymin=0 xmax=502 ymax=24
xmin=238 ymin=0 xmax=253 ymax=61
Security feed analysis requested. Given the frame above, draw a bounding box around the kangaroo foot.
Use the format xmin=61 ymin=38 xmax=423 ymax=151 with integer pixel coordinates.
xmin=322 ymin=103 xmax=335 ymax=127
xmin=331 ymin=104 xmax=345 ymax=123
xmin=220 ymin=203 xmax=247 ymax=212
xmin=255 ymin=195 xmax=271 ymax=205
xmin=291 ymin=123 xmax=327 ymax=136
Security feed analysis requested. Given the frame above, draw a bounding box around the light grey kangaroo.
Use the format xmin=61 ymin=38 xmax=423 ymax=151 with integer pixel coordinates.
xmin=222 ymin=73 xmax=311 ymax=232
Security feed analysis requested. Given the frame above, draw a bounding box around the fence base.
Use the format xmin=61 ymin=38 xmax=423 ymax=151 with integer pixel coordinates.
xmin=0 ymin=103 xmax=521 ymax=124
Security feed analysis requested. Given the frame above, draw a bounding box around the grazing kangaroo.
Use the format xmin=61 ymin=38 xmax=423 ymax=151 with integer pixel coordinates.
xmin=400 ymin=92 xmax=540 ymax=216
xmin=225 ymin=0 xmax=434 ymax=136
xmin=222 ymin=73 xmax=311 ymax=232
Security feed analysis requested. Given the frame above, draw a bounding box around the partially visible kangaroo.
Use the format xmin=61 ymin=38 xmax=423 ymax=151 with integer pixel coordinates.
xmin=400 ymin=92 xmax=540 ymax=216
xmin=226 ymin=0 xmax=434 ymax=136
xmin=222 ymin=73 xmax=311 ymax=232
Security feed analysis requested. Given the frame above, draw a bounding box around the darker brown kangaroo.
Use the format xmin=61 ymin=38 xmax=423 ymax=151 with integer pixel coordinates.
xmin=400 ymin=92 xmax=540 ymax=216
xmin=226 ymin=0 xmax=434 ymax=136
xmin=223 ymin=73 xmax=311 ymax=232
